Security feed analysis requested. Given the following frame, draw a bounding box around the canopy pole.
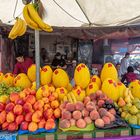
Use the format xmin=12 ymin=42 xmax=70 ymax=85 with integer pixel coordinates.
xmin=35 ymin=30 xmax=40 ymax=90
xmin=75 ymin=0 xmax=91 ymax=25
xmin=33 ymin=0 xmax=40 ymax=90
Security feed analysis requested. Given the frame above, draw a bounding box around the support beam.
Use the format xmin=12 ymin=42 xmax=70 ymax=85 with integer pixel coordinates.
xmin=35 ymin=30 xmax=40 ymax=90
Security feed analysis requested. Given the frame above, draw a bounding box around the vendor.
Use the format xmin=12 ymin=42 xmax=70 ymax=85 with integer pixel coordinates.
xmin=121 ymin=66 xmax=137 ymax=86
xmin=13 ymin=53 xmax=33 ymax=75
xmin=51 ymin=52 xmax=67 ymax=70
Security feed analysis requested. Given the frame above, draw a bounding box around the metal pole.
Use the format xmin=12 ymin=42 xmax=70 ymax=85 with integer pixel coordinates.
xmin=35 ymin=30 xmax=40 ymax=90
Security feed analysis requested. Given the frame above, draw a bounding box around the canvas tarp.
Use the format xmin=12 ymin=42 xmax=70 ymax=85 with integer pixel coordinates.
xmin=0 ymin=0 xmax=140 ymax=27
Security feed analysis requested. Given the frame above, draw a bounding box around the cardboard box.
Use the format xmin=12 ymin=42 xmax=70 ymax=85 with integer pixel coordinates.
xmin=132 ymin=128 xmax=140 ymax=136
xmin=17 ymin=133 xmax=56 ymax=140
xmin=56 ymin=131 xmax=93 ymax=140
xmin=94 ymin=127 xmax=131 ymax=138
xmin=17 ymin=131 xmax=93 ymax=140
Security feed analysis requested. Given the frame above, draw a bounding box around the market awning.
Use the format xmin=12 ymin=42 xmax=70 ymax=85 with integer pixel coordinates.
xmin=0 ymin=0 xmax=140 ymax=27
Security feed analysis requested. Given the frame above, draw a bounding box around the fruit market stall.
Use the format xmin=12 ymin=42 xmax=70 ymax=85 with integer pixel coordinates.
xmin=0 ymin=62 xmax=139 ymax=140
xmin=1 ymin=1 xmax=140 ymax=140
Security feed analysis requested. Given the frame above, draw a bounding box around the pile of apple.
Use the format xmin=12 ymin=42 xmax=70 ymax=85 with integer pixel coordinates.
xmin=0 ymin=88 xmax=61 ymax=132
xmin=59 ymin=90 xmax=117 ymax=129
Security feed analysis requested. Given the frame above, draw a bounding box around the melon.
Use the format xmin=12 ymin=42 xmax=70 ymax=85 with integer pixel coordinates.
xmin=56 ymin=87 xmax=68 ymax=101
xmin=117 ymin=82 xmax=126 ymax=98
xmin=41 ymin=65 xmax=52 ymax=85
xmin=74 ymin=63 xmax=90 ymax=89
xmin=3 ymin=73 xmax=14 ymax=86
xmin=36 ymin=85 xmax=50 ymax=100
xmin=72 ymin=86 xmax=86 ymax=102
xmin=90 ymin=75 xmax=101 ymax=88
xmin=100 ymin=63 xmax=118 ymax=82
xmin=129 ymin=80 xmax=140 ymax=99
xmin=86 ymin=82 xmax=99 ymax=96
xmin=52 ymin=69 xmax=69 ymax=88
xmin=101 ymin=78 xmax=119 ymax=101
xmin=0 ymin=72 xmax=4 ymax=83
xmin=27 ymin=64 xmax=41 ymax=82
xmin=14 ymin=73 xmax=31 ymax=89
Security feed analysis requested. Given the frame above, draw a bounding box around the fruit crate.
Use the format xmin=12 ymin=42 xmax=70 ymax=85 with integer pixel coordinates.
xmin=56 ymin=130 xmax=93 ymax=140
xmin=17 ymin=133 xmax=56 ymax=140
xmin=93 ymin=127 xmax=131 ymax=138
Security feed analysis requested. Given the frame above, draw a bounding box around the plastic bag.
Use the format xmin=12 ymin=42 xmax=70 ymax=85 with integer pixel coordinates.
xmin=18 ymin=127 xmax=56 ymax=135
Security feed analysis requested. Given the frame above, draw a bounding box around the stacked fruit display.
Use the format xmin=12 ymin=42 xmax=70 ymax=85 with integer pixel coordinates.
xmin=0 ymin=87 xmax=60 ymax=132
xmin=59 ymin=90 xmax=120 ymax=129
xmin=0 ymin=83 xmax=21 ymax=103
xmin=117 ymin=88 xmax=140 ymax=125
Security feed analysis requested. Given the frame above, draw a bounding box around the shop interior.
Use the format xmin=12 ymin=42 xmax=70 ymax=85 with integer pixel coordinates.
xmin=0 ymin=26 xmax=140 ymax=77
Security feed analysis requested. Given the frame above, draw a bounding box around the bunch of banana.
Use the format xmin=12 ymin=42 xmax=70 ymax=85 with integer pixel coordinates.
xmin=8 ymin=18 xmax=27 ymax=40
xmin=23 ymin=3 xmax=53 ymax=32
xmin=63 ymin=92 xmax=77 ymax=104
xmin=124 ymin=88 xmax=134 ymax=100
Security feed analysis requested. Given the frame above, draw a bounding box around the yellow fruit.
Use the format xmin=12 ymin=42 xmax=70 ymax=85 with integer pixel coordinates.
xmin=124 ymin=88 xmax=129 ymax=97
xmin=129 ymin=80 xmax=140 ymax=99
xmin=118 ymin=97 xmax=126 ymax=107
xmin=124 ymin=96 xmax=132 ymax=104
xmin=3 ymin=73 xmax=14 ymax=86
xmin=48 ymin=84 xmax=55 ymax=92
xmin=27 ymin=4 xmax=53 ymax=32
xmin=66 ymin=83 xmax=73 ymax=92
xmin=36 ymin=85 xmax=49 ymax=100
xmin=121 ymin=112 xmax=127 ymax=118
xmin=56 ymin=87 xmax=68 ymax=101
xmin=69 ymin=92 xmax=77 ymax=103
xmin=31 ymin=81 xmax=36 ymax=90
xmin=86 ymin=82 xmax=99 ymax=96
xmin=27 ymin=64 xmax=41 ymax=82
xmin=128 ymin=90 xmax=134 ymax=100
xmin=18 ymin=19 xmax=27 ymax=36
xmin=14 ymin=73 xmax=31 ymax=89
xmin=63 ymin=95 xmax=68 ymax=102
xmin=101 ymin=78 xmax=119 ymax=101
xmin=117 ymin=82 xmax=126 ymax=98
xmin=67 ymin=94 xmax=73 ymax=103
xmin=72 ymin=86 xmax=86 ymax=102
xmin=0 ymin=72 xmax=4 ymax=83
xmin=100 ymin=63 xmax=118 ymax=82
xmin=52 ymin=69 xmax=69 ymax=88
xmin=0 ymin=95 xmax=9 ymax=103
xmin=74 ymin=63 xmax=90 ymax=89
xmin=41 ymin=65 xmax=52 ymax=85
xmin=23 ymin=5 xmax=40 ymax=30
xmin=8 ymin=18 xmax=23 ymax=39
xmin=90 ymin=75 xmax=101 ymax=88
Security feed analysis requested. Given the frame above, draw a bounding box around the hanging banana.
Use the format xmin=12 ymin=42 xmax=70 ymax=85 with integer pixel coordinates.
xmin=26 ymin=3 xmax=53 ymax=32
xmin=8 ymin=18 xmax=26 ymax=40
xmin=18 ymin=19 xmax=27 ymax=36
xmin=23 ymin=5 xmax=41 ymax=30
